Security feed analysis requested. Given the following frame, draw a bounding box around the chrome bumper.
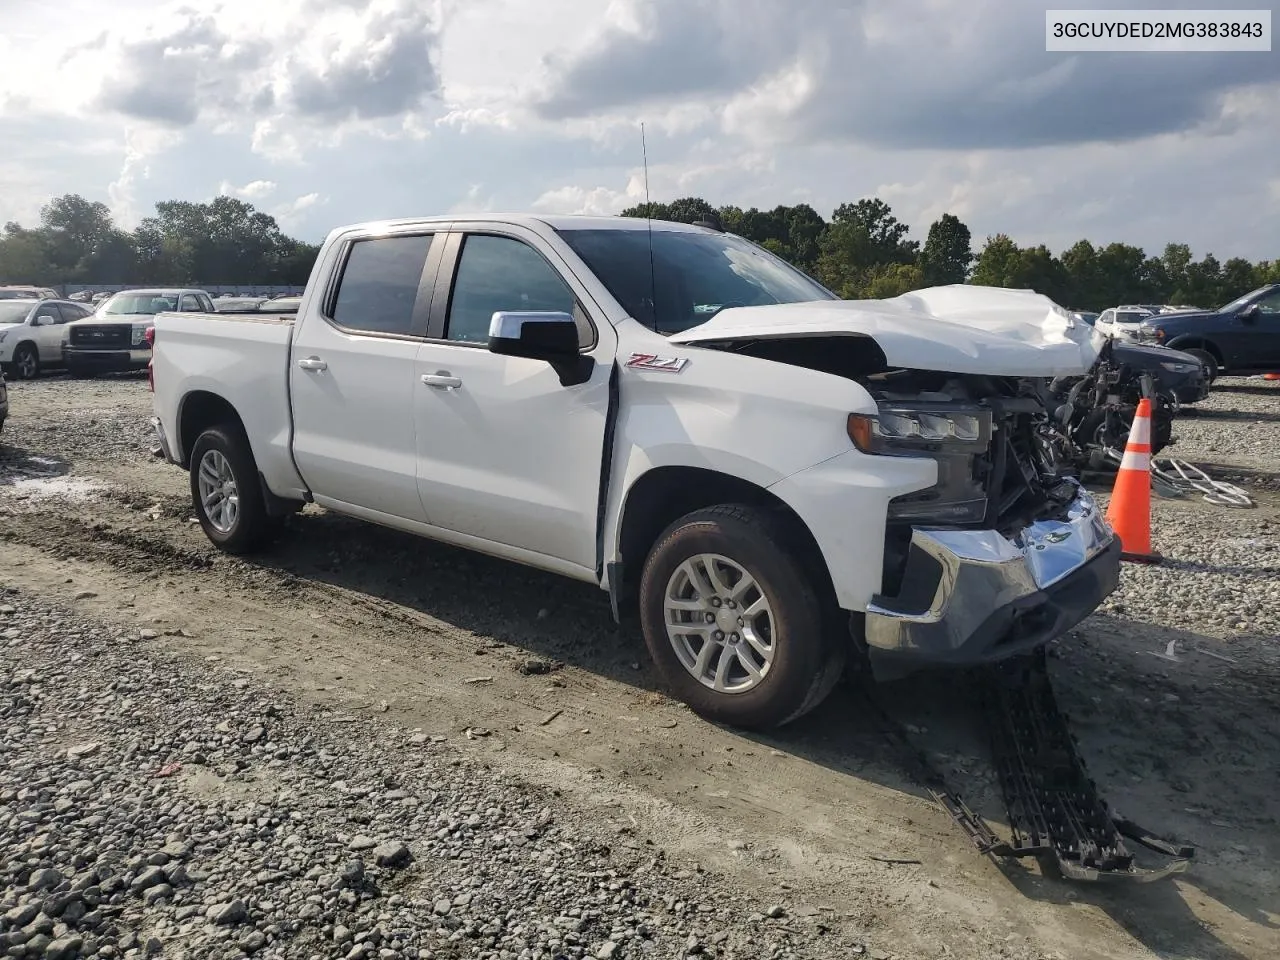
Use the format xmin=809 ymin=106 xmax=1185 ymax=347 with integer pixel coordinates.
xmin=865 ymin=485 xmax=1119 ymax=670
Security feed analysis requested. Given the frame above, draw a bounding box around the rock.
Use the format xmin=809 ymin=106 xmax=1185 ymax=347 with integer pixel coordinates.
xmin=4 ymin=904 xmax=40 ymax=927
xmin=348 ymin=835 xmax=377 ymax=852
xmin=160 ymin=840 xmax=192 ymax=860
xmin=142 ymin=884 xmax=174 ymax=905
xmin=29 ymin=868 xmax=64 ymax=890
xmin=139 ymin=629 xmax=159 ymax=640
xmin=66 ymin=743 xmax=100 ymax=759
xmin=239 ymin=930 xmax=267 ymax=954
xmin=44 ymin=935 xmax=84 ymax=960
xmin=596 ymin=942 xmax=619 ymax=959
xmin=766 ymin=905 xmax=787 ymax=919
xmin=373 ymin=841 xmax=412 ymax=869
xmin=433 ymin=899 xmax=452 ymax=916
xmin=207 ymin=900 xmax=248 ymax=926
xmin=129 ymin=867 xmax=167 ymax=893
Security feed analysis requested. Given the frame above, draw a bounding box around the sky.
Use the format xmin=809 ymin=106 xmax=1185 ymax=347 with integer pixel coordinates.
xmin=0 ymin=0 xmax=1276 ymax=259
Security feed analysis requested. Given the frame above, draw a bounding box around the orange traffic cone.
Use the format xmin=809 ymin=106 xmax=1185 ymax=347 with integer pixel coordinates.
xmin=1105 ymin=398 xmax=1162 ymax=564
xmin=1264 ymin=373 xmax=1280 ymax=380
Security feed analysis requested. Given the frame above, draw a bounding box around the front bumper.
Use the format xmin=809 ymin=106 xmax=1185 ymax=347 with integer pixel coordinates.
xmin=63 ymin=346 xmax=151 ymax=371
xmin=864 ymin=485 xmax=1119 ymax=675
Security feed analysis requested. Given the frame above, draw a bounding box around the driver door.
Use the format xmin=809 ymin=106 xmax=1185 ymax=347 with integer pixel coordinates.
xmin=412 ymin=227 xmax=618 ymax=574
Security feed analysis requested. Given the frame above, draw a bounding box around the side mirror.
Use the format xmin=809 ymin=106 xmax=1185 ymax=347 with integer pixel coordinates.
xmin=1240 ymin=303 xmax=1260 ymax=322
xmin=34 ymin=314 xmax=55 ymax=326
xmin=487 ymin=311 xmax=592 ymax=386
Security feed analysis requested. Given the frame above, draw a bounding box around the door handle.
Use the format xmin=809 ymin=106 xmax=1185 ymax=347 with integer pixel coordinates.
xmin=422 ymin=373 xmax=462 ymax=390
xmin=297 ymin=356 xmax=327 ymax=371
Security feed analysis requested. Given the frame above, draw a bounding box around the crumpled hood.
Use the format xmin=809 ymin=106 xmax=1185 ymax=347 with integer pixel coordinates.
xmin=669 ymin=284 xmax=1105 ymax=377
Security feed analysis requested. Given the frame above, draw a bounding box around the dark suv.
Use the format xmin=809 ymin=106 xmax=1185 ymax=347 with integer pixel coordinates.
xmin=1137 ymin=283 xmax=1280 ymax=380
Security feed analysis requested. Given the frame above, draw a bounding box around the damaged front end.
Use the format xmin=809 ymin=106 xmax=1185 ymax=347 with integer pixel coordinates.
xmin=848 ymin=368 xmax=1120 ymax=677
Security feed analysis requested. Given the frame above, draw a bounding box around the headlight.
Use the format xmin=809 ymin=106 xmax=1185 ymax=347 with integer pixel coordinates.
xmin=850 ymin=405 xmax=992 ymax=450
xmin=132 ymin=327 xmax=149 ymax=346
xmin=848 ymin=404 xmax=994 ymax=525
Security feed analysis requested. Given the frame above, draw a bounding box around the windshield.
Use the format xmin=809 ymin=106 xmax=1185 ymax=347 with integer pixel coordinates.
xmin=556 ymin=227 xmax=835 ymax=334
xmin=1218 ymin=285 xmax=1273 ymax=313
xmin=99 ymin=293 xmax=177 ymax=316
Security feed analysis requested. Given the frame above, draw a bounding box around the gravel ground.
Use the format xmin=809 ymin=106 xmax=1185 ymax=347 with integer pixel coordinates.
xmin=1169 ymin=376 xmax=1280 ymax=477
xmin=2 ymin=370 xmax=1278 ymax=960
xmin=0 ymin=590 xmax=836 ymax=960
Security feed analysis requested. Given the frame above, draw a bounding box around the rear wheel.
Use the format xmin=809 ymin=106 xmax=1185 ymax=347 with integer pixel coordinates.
xmin=189 ymin=424 xmax=280 ymax=554
xmin=1183 ymin=348 xmax=1219 ymax=382
xmin=12 ymin=344 xmax=39 ymax=380
xmin=638 ymin=504 xmax=841 ymax=730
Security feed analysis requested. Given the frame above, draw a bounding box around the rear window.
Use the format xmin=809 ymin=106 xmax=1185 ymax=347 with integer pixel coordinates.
xmin=329 ymin=234 xmax=433 ymax=336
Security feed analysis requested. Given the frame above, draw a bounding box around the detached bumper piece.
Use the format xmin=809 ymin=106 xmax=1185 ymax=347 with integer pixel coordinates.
xmin=865 ymin=485 xmax=1119 ymax=675
xmin=955 ymin=650 xmax=1194 ymax=883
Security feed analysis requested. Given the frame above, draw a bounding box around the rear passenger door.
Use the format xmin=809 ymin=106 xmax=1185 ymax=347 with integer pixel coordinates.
xmin=289 ymin=230 xmax=444 ymax=522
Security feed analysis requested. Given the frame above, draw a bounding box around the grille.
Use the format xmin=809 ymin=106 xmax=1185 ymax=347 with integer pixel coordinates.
xmin=70 ymin=325 xmax=132 ymax=348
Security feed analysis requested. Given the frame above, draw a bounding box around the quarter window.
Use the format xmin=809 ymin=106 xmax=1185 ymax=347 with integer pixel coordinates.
xmin=330 ymin=234 xmax=434 ymax=336
xmin=445 ymin=234 xmax=582 ymax=345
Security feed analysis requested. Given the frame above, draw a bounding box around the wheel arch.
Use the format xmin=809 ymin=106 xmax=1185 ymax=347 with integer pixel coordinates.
xmin=614 ymin=465 xmax=836 ymax=618
xmin=1166 ymin=336 xmax=1224 ymax=365
xmin=177 ymin=390 xmax=248 ymax=468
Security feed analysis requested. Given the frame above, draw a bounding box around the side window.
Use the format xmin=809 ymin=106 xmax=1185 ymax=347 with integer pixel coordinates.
xmin=1099 ymin=310 xmax=1114 ymax=325
xmin=53 ymin=304 xmax=83 ymax=323
xmin=1254 ymin=289 xmax=1280 ymax=314
xmin=179 ymin=294 xmax=200 ymax=312
xmin=329 ymin=234 xmax=433 ymax=336
xmin=198 ymin=294 xmax=215 ymax=312
xmin=445 ymin=234 xmax=585 ymax=346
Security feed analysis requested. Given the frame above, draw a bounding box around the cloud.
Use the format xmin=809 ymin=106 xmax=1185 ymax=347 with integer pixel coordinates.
xmin=532 ymin=0 xmax=1280 ymax=150
xmin=219 ymin=179 xmax=278 ymax=201
xmin=286 ymin=4 xmax=441 ymax=122
xmin=82 ymin=1 xmax=442 ymax=136
xmin=531 ymin=178 xmax=647 ymax=216
xmin=271 ymin=192 xmax=327 ymax=229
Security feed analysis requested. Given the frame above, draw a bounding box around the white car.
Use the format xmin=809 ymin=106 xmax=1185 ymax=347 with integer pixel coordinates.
xmin=0 ymin=297 xmax=94 ymax=379
xmin=149 ymin=215 xmax=1120 ymax=730
xmin=1093 ymin=306 xmax=1156 ymax=341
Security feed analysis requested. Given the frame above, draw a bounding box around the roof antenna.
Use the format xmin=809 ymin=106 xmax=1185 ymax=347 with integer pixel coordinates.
xmin=641 ymin=121 xmax=657 ymax=332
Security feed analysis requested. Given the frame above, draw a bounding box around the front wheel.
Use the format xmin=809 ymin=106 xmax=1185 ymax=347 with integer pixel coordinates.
xmin=12 ymin=344 xmax=39 ymax=380
xmin=1183 ymin=348 xmax=1219 ymax=382
xmin=638 ymin=504 xmax=840 ymax=730
xmin=189 ymin=424 xmax=280 ymax=554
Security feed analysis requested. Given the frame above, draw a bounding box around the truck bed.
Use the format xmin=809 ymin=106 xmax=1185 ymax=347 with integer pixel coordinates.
xmin=150 ymin=309 xmax=308 ymax=500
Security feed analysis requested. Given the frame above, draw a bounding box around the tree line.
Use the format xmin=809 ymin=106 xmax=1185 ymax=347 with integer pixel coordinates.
xmin=2 ymin=191 xmax=1275 ymax=310
xmin=0 ymin=194 xmax=320 ymax=289
xmin=622 ymin=196 xmax=1279 ymax=310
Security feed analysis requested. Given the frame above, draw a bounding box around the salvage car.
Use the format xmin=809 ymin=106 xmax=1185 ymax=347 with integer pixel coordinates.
xmin=0 ymin=297 xmax=94 ymax=379
xmin=149 ymin=215 xmax=1120 ymax=730
xmin=63 ymin=288 xmax=215 ymax=376
xmin=1135 ymin=283 xmax=1280 ymax=381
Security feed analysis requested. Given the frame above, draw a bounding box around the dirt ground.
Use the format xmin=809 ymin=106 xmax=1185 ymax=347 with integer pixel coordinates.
xmin=2 ymin=372 xmax=1278 ymax=960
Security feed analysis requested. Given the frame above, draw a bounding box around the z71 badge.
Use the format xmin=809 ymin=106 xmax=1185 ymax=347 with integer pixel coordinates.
xmin=625 ymin=353 xmax=689 ymax=373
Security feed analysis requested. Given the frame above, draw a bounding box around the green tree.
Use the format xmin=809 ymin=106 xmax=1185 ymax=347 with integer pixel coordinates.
xmin=969 ymin=234 xmax=1022 ymax=287
xmin=918 ymin=213 xmax=972 ymax=286
xmin=862 ymin=262 xmax=925 ymax=299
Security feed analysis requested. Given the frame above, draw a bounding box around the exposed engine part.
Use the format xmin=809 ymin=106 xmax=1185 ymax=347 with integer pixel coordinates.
xmin=1049 ymin=338 xmax=1175 ymax=471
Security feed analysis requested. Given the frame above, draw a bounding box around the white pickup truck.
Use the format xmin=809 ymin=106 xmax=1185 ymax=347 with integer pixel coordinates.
xmin=150 ymin=215 xmax=1120 ymax=730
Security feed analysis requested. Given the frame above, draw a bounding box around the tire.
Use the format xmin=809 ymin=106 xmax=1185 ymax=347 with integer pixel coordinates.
xmin=12 ymin=344 xmax=39 ymax=380
xmin=638 ymin=504 xmax=839 ymax=731
xmin=1183 ymin=348 xmax=1219 ymax=382
xmin=189 ymin=424 xmax=280 ymax=554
